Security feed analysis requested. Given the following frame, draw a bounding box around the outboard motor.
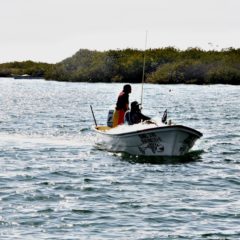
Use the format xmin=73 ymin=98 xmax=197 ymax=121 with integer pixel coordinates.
xmin=107 ymin=110 xmax=114 ymax=127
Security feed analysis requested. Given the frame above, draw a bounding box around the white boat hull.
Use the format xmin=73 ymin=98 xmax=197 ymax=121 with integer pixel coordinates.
xmin=94 ymin=124 xmax=202 ymax=156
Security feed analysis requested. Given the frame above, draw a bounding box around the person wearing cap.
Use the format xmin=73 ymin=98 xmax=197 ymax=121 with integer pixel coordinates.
xmin=112 ymin=84 xmax=132 ymax=127
xmin=124 ymin=101 xmax=151 ymax=125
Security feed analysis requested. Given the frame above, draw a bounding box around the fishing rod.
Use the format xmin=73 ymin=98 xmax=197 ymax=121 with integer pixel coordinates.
xmin=140 ymin=31 xmax=148 ymax=108
xmin=90 ymin=105 xmax=97 ymax=127
xmin=140 ymin=32 xmax=168 ymax=124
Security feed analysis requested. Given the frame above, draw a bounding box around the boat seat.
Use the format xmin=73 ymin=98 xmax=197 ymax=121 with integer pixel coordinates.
xmin=96 ymin=126 xmax=111 ymax=131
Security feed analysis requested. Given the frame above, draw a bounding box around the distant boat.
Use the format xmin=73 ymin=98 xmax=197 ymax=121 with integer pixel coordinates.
xmin=13 ymin=74 xmax=43 ymax=79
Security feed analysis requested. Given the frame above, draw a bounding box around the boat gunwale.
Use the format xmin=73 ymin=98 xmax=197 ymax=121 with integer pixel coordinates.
xmin=94 ymin=124 xmax=203 ymax=138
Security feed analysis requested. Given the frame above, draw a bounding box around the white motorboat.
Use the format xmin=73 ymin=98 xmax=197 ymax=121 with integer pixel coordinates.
xmin=91 ymin=32 xmax=203 ymax=157
xmin=93 ymin=119 xmax=202 ymax=156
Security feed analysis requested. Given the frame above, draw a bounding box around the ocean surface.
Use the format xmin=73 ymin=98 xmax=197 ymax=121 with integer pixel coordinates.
xmin=0 ymin=78 xmax=239 ymax=240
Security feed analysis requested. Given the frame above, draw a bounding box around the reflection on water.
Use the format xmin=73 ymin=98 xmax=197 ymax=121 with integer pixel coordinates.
xmin=119 ymin=150 xmax=204 ymax=165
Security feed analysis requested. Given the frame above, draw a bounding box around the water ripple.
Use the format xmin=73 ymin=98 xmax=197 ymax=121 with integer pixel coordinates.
xmin=0 ymin=80 xmax=240 ymax=239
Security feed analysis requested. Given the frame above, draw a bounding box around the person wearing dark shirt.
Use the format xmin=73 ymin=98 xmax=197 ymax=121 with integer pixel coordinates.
xmin=124 ymin=101 xmax=151 ymax=125
xmin=112 ymin=84 xmax=132 ymax=127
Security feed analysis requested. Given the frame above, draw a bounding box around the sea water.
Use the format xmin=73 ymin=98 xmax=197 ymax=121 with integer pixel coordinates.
xmin=0 ymin=78 xmax=239 ymax=239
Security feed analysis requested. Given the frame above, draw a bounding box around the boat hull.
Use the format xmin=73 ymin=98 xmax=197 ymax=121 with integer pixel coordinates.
xmin=94 ymin=125 xmax=202 ymax=156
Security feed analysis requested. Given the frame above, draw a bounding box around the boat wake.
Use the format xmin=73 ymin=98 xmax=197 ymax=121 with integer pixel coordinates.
xmin=0 ymin=132 xmax=94 ymax=148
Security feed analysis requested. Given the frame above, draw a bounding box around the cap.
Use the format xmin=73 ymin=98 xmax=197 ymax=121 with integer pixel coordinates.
xmin=131 ymin=101 xmax=141 ymax=109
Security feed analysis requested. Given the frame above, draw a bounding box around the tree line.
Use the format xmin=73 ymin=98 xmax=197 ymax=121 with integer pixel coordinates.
xmin=0 ymin=47 xmax=240 ymax=84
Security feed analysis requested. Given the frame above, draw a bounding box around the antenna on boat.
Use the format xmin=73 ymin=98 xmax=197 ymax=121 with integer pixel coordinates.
xmin=140 ymin=30 xmax=148 ymax=108
xmin=90 ymin=105 xmax=97 ymax=127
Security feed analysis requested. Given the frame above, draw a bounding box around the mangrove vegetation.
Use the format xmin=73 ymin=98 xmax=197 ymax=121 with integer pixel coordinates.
xmin=0 ymin=47 xmax=240 ymax=84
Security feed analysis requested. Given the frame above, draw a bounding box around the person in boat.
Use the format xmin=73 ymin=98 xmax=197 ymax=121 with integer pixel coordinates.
xmin=112 ymin=84 xmax=132 ymax=127
xmin=124 ymin=101 xmax=151 ymax=125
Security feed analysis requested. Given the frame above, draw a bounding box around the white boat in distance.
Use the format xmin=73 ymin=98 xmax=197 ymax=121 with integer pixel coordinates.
xmin=93 ymin=120 xmax=203 ymax=157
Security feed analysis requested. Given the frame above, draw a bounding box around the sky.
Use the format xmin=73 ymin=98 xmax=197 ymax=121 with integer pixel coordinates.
xmin=1 ymin=0 xmax=240 ymax=63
